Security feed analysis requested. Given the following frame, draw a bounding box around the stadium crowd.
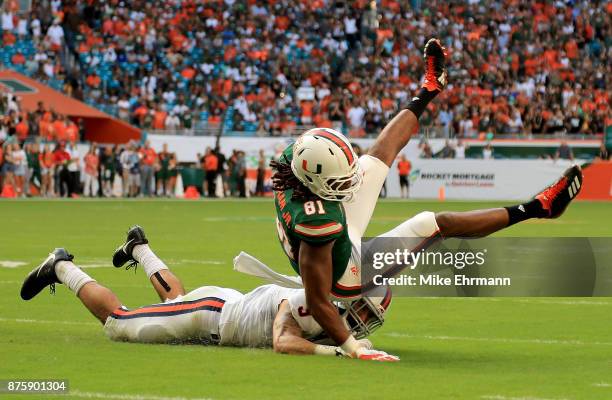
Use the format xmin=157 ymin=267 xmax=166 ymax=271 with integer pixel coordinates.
xmin=0 ymin=0 xmax=608 ymax=139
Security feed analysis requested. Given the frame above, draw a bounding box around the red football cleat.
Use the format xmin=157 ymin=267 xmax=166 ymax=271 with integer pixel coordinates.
xmin=422 ymin=38 xmax=448 ymax=92
xmin=535 ymin=165 xmax=583 ymax=218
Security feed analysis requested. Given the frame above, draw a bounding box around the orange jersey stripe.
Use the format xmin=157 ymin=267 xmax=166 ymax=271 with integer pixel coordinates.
xmin=113 ymin=300 xmax=225 ymax=316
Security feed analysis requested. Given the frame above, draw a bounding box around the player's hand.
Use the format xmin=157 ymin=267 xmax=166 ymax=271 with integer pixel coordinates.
xmin=357 ymin=338 xmax=373 ymax=350
xmin=354 ymin=347 xmax=400 ymax=362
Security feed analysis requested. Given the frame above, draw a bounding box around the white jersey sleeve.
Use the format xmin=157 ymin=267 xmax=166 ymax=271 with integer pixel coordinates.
xmin=287 ymin=291 xmax=324 ymax=339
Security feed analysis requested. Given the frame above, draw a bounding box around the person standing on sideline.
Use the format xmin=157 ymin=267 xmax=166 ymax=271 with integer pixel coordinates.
xmin=40 ymin=144 xmax=55 ymax=197
xmin=100 ymin=146 xmax=115 ymax=197
xmin=83 ymin=144 xmax=99 ymax=197
xmin=236 ymin=150 xmax=247 ymax=198
xmin=255 ymin=149 xmax=265 ymax=196
xmin=139 ymin=140 xmax=156 ymax=197
xmin=66 ymin=140 xmax=80 ymax=197
xmin=120 ymin=143 xmax=136 ymax=197
xmin=397 ymin=154 xmax=411 ymax=199
xmin=12 ymin=142 xmax=28 ymax=197
xmin=203 ymin=147 xmax=218 ymax=197
xmin=156 ymin=143 xmax=170 ymax=196
xmin=214 ymin=146 xmax=228 ymax=197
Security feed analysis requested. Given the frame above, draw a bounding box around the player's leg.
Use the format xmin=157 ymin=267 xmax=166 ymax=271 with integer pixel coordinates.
xmin=380 ymin=165 xmax=583 ymax=242
xmin=20 ymin=248 xmax=121 ymax=324
xmin=343 ymin=39 xmax=447 ymax=238
xmin=103 ymin=286 xmax=229 ymax=344
xmin=436 ymin=165 xmax=583 ymax=238
xmin=112 ymin=225 xmax=185 ymax=300
xmin=368 ymin=38 xmax=447 ymax=167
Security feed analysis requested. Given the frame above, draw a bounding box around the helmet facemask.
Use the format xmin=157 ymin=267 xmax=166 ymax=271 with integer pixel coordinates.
xmin=338 ymin=297 xmax=386 ymax=339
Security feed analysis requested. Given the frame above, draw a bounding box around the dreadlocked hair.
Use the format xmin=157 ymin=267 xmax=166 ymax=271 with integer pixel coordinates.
xmin=270 ymin=159 xmax=319 ymax=201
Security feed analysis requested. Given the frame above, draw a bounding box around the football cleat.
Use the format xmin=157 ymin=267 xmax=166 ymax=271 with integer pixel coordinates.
xmin=20 ymin=248 xmax=74 ymax=300
xmin=112 ymin=225 xmax=148 ymax=269
xmin=535 ymin=165 xmax=583 ymax=218
xmin=422 ymin=38 xmax=447 ymax=92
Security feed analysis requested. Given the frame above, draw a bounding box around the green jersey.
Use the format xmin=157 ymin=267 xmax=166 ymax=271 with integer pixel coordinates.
xmin=274 ymin=146 xmax=351 ymax=284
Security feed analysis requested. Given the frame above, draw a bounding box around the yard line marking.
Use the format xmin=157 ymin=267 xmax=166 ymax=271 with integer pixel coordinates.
xmin=593 ymin=383 xmax=612 ymax=387
xmin=0 ymin=260 xmax=27 ymax=268
xmin=66 ymin=390 xmax=215 ymax=400
xmin=0 ymin=317 xmax=98 ymax=327
xmin=482 ymin=396 xmax=569 ymax=400
xmin=385 ymin=332 xmax=612 ymax=346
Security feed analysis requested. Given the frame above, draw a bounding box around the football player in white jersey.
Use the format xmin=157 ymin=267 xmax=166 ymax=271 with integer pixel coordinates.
xmin=20 ymin=226 xmax=397 ymax=362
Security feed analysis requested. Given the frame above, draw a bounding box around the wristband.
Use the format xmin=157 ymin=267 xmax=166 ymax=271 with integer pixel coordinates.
xmin=340 ymin=335 xmax=360 ymax=356
xmin=313 ymin=344 xmax=341 ymax=356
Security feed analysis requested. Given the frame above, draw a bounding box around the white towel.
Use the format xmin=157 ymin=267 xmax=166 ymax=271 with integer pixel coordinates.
xmin=233 ymin=251 xmax=303 ymax=289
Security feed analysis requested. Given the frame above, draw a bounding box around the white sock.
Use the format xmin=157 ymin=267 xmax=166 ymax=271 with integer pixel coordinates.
xmin=55 ymin=261 xmax=95 ymax=295
xmin=132 ymin=244 xmax=168 ymax=278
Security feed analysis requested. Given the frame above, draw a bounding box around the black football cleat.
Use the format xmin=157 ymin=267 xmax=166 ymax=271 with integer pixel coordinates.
xmin=422 ymin=38 xmax=448 ymax=92
xmin=20 ymin=248 xmax=74 ymax=300
xmin=535 ymin=165 xmax=583 ymax=218
xmin=112 ymin=225 xmax=148 ymax=268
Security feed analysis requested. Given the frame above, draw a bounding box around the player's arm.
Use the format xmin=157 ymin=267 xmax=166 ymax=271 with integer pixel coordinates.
xmin=299 ymin=240 xmax=352 ymax=345
xmin=299 ymin=240 xmax=400 ymax=362
xmin=272 ymin=300 xmax=341 ymax=356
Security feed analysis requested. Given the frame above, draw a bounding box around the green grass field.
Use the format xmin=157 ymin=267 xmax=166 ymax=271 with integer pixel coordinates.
xmin=1 ymin=199 xmax=611 ymax=400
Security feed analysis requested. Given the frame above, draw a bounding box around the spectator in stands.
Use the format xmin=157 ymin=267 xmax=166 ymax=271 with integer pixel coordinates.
xmin=397 ymin=155 xmax=411 ymax=199
xmin=83 ymin=144 xmax=99 ymax=197
xmin=46 ymin=18 xmax=64 ymax=52
xmin=203 ymin=147 xmax=218 ymax=198
xmin=139 ymin=140 xmax=156 ymax=197
xmin=556 ymin=140 xmax=574 ymax=161
xmin=165 ymin=112 xmax=180 ymax=132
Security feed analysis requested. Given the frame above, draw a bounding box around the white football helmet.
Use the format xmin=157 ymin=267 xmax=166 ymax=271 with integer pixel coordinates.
xmin=290 ymin=128 xmax=362 ymax=202
xmin=339 ymin=286 xmax=392 ymax=339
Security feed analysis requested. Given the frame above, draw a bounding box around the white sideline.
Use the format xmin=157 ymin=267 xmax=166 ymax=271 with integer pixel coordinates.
xmin=482 ymin=395 xmax=569 ymax=400
xmin=69 ymin=390 xmax=215 ymax=400
xmin=385 ymin=332 xmax=612 ymax=346
xmin=593 ymin=383 xmax=612 ymax=387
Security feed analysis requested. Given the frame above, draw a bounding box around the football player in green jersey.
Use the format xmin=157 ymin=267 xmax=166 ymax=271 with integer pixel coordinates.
xmin=264 ymin=38 xmax=583 ymax=361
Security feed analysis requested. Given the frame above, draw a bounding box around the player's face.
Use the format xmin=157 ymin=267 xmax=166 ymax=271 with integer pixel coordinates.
xmin=350 ymin=299 xmax=379 ymax=324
